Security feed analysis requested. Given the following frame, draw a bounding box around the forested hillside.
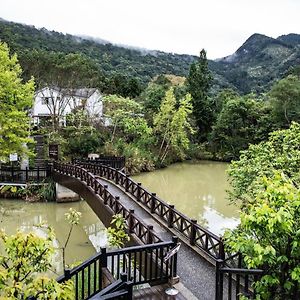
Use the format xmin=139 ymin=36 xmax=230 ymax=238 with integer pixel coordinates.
xmin=0 ymin=18 xmax=299 ymax=94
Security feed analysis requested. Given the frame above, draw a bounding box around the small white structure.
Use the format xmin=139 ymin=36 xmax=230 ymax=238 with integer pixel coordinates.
xmin=32 ymin=87 xmax=103 ymax=126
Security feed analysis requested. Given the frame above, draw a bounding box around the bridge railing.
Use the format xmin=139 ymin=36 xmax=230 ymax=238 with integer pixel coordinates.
xmin=215 ymin=257 xmax=264 ymax=300
xmin=0 ymin=166 xmax=51 ymax=183
xmin=77 ymin=162 xmax=224 ymax=261
xmin=53 ymin=162 xmax=162 ymax=245
xmin=57 ymin=240 xmax=177 ymax=300
xmin=73 ymin=156 xmax=125 ymax=171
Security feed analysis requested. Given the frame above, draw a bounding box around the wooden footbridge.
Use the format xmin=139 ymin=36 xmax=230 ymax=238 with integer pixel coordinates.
xmin=0 ymin=158 xmax=263 ymax=299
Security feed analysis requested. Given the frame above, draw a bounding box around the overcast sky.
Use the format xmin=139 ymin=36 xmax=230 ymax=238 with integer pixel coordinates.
xmin=1 ymin=0 xmax=299 ymax=59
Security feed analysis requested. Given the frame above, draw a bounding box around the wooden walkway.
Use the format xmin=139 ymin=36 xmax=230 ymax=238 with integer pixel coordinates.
xmin=133 ymin=284 xmax=187 ymax=300
xmin=98 ymin=177 xmax=216 ymax=300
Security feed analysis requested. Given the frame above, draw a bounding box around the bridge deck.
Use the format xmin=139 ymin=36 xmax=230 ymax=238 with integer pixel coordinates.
xmin=98 ymin=177 xmax=215 ymax=300
xmin=133 ymin=284 xmax=188 ymax=299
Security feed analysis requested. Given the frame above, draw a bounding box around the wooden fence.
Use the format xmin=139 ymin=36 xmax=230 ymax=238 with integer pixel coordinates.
xmin=0 ymin=166 xmax=51 ymax=184
xmin=76 ymin=162 xmax=224 ymax=261
xmin=53 ymin=162 xmax=162 ymax=245
xmin=57 ymin=240 xmax=177 ymax=300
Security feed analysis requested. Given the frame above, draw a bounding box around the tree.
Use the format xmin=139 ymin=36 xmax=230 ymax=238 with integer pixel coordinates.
xmin=139 ymin=74 xmax=187 ymax=124
xmin=186 ymin=49 xmax=213 ymax=140
xmin=209 ymin=94 xmax=273 ymax=160
xmin=225 ymin=172 xmax=300 ymax=299
xmin=228 ymin=122 xmax=300 ymax=208
xmin=0 ymin=42 xmax=34 ymax=162
xmin=269 ymin=75 xmax=300 ymax=128
xmin=153 ymin=88 xmax=194 ymax=163
xmin=103 ymin=95 xmax=151 ymax=142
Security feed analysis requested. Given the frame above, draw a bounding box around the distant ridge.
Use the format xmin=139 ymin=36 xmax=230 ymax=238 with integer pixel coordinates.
xmin=0 ymin=18 xmax=299 ymax=94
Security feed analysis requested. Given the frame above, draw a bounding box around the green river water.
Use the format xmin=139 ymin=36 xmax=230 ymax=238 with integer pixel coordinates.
xmin=0 ymin=199 xmax=107 ymax=275
xmin=133 ymin=160 xmax=239 ymax=236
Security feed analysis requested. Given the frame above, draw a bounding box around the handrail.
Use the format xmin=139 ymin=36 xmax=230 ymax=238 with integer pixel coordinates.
xmin=73 ymin=156 xmax=125 ymax=171
xmin=57 ymin=240 xmax=177 ymax=300
xmin=53 ymin=162 xmax=162 ymax=245
xmin=76 ymin=162 xmax=224 ymax=260
xmin=215 ymin=259 xmax=264 ymax=300
xmin=0 ymin=166 xmax=51 ymax=184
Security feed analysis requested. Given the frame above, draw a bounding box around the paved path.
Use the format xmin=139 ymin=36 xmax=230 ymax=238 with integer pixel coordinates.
xmin=98 ymin=178 xmax=216 ymax=300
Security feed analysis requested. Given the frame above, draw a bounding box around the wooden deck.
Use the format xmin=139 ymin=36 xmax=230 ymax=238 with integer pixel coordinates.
xmin=133 ymin=284 xmax=187 ymax=300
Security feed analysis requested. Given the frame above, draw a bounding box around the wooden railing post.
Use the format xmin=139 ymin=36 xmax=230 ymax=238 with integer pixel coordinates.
xmin=101 ymin=247 xmax=107 ymax=268
xmin=215 ymin=259 xmax=224 ymax=300
xmin=103 ymin=185 xmax=108 ymax=205
xmin=115 ymin=171 xmax=119 ymax=185
xmin=64 ymin=268 xmax=71 ymax=280
xmin=125 ymin=175 xmax=129 ymax=192
xmin=151 ymin=193 xmax=156 ymax=213
xmin=120 ymin=272 xmax=127 ymax=282
xmin=219 ymin=237 xmax=225 ymax=260
xmin=147 ymin=225 xmax=153 ymax=244
xmin=137 ymin=183 xmax=142 ymax=202
xmin=115 ymin=196 xmax=120 ymax=214
xmin=172 ymin=236 xmax=178 ymax=278
xmin=168 ymin=205 xmax=175 ymax=228
xmin=25 ymin=167 xmax=28 ymax=182
xmin=129 ymin=209 xmax=135 ymax=233
xmin=190 ymin=219 xmax=197 ymax=246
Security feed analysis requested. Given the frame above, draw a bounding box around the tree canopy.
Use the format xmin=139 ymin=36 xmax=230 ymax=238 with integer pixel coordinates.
xmin=186 ymin=49 xmax=213 ymax=140
xmin=0 ymin=42 xmax=34 ymax=161
xmin=225 ymin=172 xmax=300 ymax=299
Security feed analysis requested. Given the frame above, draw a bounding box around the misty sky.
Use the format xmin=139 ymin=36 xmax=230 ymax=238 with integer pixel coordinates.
xmin=1 ymin=0 xmax=299 ymax=59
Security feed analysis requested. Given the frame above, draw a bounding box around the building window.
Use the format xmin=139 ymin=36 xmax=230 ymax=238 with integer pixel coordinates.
xmin=41 ymin=97 xmax=49 ymax=105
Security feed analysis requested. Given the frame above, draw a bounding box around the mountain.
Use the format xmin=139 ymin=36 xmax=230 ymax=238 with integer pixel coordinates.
xmin=0 ymin=19 xmax=195 ymax=86
xmin=211 ymin=33 xmax=300 ymax=93
xmin=0 ymin=18 xmax=299 ymax=94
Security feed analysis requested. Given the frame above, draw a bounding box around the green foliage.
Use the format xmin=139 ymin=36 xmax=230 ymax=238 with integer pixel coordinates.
xmin=228 ymin=122 xmax=300 ymax=208
xmin=154 ymin=88 xmax=194 ymax=163
xmin=186 ymin=49 xmax=213 ymax=140
xmin=0 ymin=42 xmax=35 ymax=162
xmin=139 ymin=75 xmax=187 ymax=123
xmin=107 ymin=214 xmax=130 ymax=249
xmin=225 ymin=172 xmax=300 ymax=299
xmin=32 ymin=181 xmax=56 ymax=202
xmin=0 ymin=227 xmax=74 ymax=299
xmin=103 ymin=94 xmax=152 ymax=143
xmin=20 ymin=50 xmax=104 ymax=90
xmin=269 ymin=75 xmax=300 ymax=128
xmin=209 ymin=94 xmax=274 ymax=160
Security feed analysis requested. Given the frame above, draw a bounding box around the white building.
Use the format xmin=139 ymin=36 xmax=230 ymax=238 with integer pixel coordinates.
xmin=32 ymin=87 xmax=104 ymax=126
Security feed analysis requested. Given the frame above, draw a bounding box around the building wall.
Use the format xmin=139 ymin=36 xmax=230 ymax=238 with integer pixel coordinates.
xmin=32 ymin=88 xmax=103 ymax=125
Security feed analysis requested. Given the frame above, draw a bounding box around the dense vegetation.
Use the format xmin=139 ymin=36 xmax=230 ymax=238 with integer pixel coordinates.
xmin=1 ymin=19 xmax=300 ymax=95
xmin=0 ymin=42 xmax=34 ymax=161
xmin=226 ymin=124 xmax=300 ymax=299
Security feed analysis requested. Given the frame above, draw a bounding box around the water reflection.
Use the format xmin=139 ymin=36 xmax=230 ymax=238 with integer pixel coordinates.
xmin=133 ymin=160 xmax=240 ymax=235
xmin=0 ymin=199 xmax=108 ymax=275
